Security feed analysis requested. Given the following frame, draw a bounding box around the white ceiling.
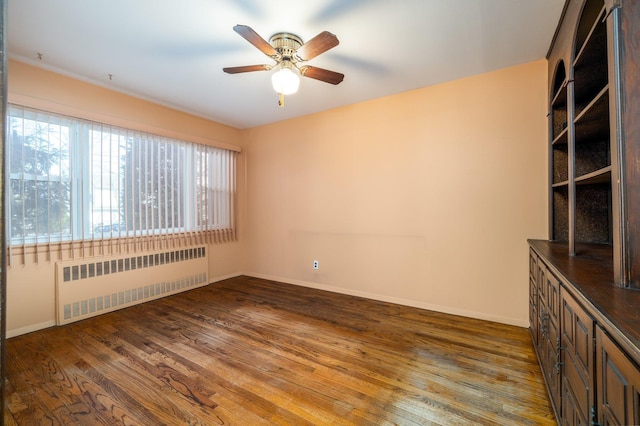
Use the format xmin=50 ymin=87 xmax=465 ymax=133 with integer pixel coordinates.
xmin=8 ymin=0 xmax=565 ymax=129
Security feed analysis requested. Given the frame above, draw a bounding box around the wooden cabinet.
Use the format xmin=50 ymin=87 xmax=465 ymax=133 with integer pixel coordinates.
xmin=538 ymin=0 xmax=640 ymax=418
xmin=547 ymin=0 xmax=640 ymax=287
xmin=529 ymin=242 xmax=640 ymax=425
xmin=596 ymin=326 xmax=640 ymax=425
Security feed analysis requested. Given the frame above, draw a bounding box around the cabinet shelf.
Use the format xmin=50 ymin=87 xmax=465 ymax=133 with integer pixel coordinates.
xmin=576 ymin=166 xmax=611 ymax=185
xmin=553 ymin=181 xmax=569 ymax=188
xmin=552 ymin=81 xmax=568 ymax=108
xmin=574 ymin=6 xmax=607 ymax=68
xmin=574 ymin=9 xmax=608 ymax=116
xmin=574 ymin=85 xmax=610 ymax=147
xmin=553 ymin=127 xmax=569 ymax=146
xmin=574 ymin=86 xmax=610 ymax=178
xmin=574 ymin=85 xmax=609 ymax=128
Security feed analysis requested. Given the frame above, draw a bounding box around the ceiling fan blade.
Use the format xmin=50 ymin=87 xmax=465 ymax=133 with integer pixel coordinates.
xmin=296 ymin=31 xmax=339 ymax=61
xmin=223 ymin=64 xmax=271 ymax=74
xmin=299 ymin=66 xmax=344 ymax=85
xmin=233 ymin=24 xmax=277 ymax=57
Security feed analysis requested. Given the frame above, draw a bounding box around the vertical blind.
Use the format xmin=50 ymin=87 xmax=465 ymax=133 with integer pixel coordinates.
xmin=7 ymin=104 xmax=237 ymax=263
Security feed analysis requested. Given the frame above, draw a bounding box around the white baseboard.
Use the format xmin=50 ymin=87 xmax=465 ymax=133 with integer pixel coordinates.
xmin=208 ymin=272 xmax=243 ymax=284
xmin=244 ymin=272 xmax=529 ymax=328
xmin=7 ymin=320 xmax=57 ymax=339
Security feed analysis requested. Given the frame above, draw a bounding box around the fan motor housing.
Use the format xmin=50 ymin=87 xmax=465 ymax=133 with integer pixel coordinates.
xmin=269 ymin=33 xmax=302 ymax=59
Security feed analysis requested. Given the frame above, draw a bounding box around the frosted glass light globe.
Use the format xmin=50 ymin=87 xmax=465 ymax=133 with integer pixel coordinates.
xmin=272 ymin=67 xmax=300 ymax=95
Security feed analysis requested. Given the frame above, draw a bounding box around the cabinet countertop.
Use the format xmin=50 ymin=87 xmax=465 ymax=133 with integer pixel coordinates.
xmin=528 ymin=239 xmax=640 ymax=362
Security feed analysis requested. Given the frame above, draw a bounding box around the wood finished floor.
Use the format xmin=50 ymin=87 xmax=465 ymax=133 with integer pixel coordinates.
xmin=5 ymin=276 xmax=555 ymax=425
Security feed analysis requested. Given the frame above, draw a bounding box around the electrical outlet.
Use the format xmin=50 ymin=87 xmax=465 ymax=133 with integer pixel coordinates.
xmin=313 ymin=260 xmax=319 ymax=270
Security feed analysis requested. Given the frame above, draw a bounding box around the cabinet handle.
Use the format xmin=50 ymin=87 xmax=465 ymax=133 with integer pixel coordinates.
xmin=540 ymin=309 xmax=550 ymax=339
xmin=544 ymin=316 xmax=549 ymax=338
xmin=554 ymin=358 xmax=563 ymax=374
xmin=556 ymin=337 xmax=563 ymax=355
xmin=555 ymin=337 xmax=563 ymax=374
xmin=591 ymin=405 xmax=601 ymax=426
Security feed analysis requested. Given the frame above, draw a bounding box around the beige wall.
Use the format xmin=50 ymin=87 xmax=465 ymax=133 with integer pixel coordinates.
xmin=241 ymin=60 xmax=548 ymax=326
xmin=8 ymin=61 xmax=240 ymax=150
xmin=7 ymin=61 xmax=245 ymax=336
xmin=6 ymin=58 xmax=548 ymax=336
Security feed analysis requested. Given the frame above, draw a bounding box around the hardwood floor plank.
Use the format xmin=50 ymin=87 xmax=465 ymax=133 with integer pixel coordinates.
xmin=5 ymin=275 xmax=555 ymax=425
xmin=73 ymin=317 xmax=276 ymax=425
xmin=6 ymin=338 xmax=95 ymax=424
xmin=170 ymin=288 xmax=540 ymax=424
xmin=151 ymin=302 xmax=448 ymax=421
xmin=94 ymin=314 xmax=323 ymax=425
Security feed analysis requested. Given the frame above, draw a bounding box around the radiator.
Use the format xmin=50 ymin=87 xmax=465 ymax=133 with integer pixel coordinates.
xmin=55 ymin=246 xmax=208 ymax=325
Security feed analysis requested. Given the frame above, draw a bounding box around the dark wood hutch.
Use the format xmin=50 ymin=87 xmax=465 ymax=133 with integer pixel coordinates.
xmin=529 ymin=0 xmax=640 ymax=424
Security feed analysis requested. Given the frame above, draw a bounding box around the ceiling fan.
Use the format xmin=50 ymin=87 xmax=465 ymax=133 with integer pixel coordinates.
xmin=223 ymin=25 xmax=344 ymax=107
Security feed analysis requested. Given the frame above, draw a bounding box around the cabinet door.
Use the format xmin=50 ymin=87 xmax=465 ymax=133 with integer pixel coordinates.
xmin=536 ymin=259 xmax=562 ymax=415
xmin=529 ymin=250 xmax=539 ymax=346
xmin=545 ymin=317 xmax=562 ymax=414
xmin=536 ymin=262 xmax=549 ymax=356
xmin=596 ymin=326 xmax=640 ymax=425
xmin=561 ymin=288 xmax=594 ymax=426
xmin=530 ymin=275 xmax=539 ymax=347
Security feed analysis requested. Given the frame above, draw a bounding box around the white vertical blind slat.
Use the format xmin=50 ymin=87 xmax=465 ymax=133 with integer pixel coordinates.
xmin=150 ymin=136 xmax=156 ymax=251
xmin=136 ymin=134 xmax=143 ymax=253
xmin=170 ymin=143 xmax=176 ymax=248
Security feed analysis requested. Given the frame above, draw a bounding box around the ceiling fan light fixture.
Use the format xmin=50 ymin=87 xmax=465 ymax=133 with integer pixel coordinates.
xmin=224 ymin=25 xmax=343 ymax=105
xmin=271 ymin=62 xmax=300 ymax=95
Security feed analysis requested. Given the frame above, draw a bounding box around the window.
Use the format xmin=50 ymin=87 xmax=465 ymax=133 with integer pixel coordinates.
xmin=8 ymin=108 xmax=72 ymax=244
xmin=7 ymin=104 xmax=237 ymax=250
